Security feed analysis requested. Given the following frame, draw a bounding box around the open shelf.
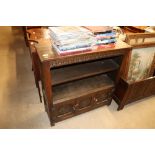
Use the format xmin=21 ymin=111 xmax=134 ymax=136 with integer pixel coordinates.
xmin=52 ymin=59 xmax=119 ymax=86
xmin=53 ymin=74 xmax=114 ymax=104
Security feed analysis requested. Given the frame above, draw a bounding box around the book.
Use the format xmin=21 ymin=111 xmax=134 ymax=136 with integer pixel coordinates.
xmin=84 ymin=26 xmax=113 ymax=34
xmin=93 ymin=43 xmax=116 ymax=50
xmin=52 ymin=43 xmax=92 ymax=56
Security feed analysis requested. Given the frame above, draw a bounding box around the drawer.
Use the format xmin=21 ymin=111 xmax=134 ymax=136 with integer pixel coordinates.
xmin=93 ymin=89 xmax=114 ymax=105
xmin=54 ymin=100 xmax=76 ymax=121
xmin=53 ymin=88 xmax=114 ymax=122
xmin=74 ymin=95 xmax=93 ymax=113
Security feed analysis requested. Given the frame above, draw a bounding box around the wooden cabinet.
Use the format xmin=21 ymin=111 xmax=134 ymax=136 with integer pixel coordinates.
xmin=114 ymin=28 xmax=155 ymax=110
xmin=35 ymin=39 xmax=131 ymax=125
xmin=25 ymin=27 xmax=155 ymax=124
xmin=114 ymin=76 xmax=155 ymax=110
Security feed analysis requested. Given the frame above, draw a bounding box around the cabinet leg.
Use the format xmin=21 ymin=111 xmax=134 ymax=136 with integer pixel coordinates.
xmin=44 ymin=104 xmax=48 ymax=112
xmin=47 ymin=112 xmax=55 ymax=126
xmin=107 ymin=98 xmax=112 ymax=106
xmin=50 ymin=120 xmax=55 ymax=126
xmin=50 ymin=119 xmax=55 ymax=126
xmin=117 ymin=104 xmax=124 ymax=111
xmin=107 ymin=101 xmax=111 ymax=106
xmin=37 ymin=85 xmax=42 ymax=103
xmin=43 ymin=96 xmax=48 ymax=112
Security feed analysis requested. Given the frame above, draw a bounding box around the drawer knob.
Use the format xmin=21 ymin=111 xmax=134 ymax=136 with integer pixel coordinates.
xmin=73 ymin=104 xmax=79 ymax=111
xmin=94 ymin=98 xmax=98 ymax=102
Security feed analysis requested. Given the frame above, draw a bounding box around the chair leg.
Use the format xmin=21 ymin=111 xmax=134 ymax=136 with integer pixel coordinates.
xmin=31 ymin=53 xmax=42 ymax=103
xmin=37 ymin=82 xmax=42 ymax=103
xmin=33 ymin=67 xmax=42 ymax=103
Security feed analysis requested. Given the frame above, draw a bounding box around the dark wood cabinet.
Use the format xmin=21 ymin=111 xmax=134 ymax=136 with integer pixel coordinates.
xmin=35 ymin=39 xmax=131 ymax=125
xmin=114 ymin=30 xmax=155 ymax=110
xmin=25 ymin=27 xmax=155 ymax=126
xmin=114 ymin=76 xmax=155 ymax=110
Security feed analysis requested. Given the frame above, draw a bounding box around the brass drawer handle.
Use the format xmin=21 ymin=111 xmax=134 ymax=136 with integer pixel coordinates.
xmin=73 ymin=103 xmax=92 ymax=111
xmin=94 ymin=98 xmax=98 ymax=102
xmin=73 ymin=104 xmax=79 ymax=111
xmin=94 ymin=97 xmax=109 ymax=105
xmin=77 ymin=105 xmax=92 ymax=111
xmin=94 ymin=95 xmax=107 ymax=102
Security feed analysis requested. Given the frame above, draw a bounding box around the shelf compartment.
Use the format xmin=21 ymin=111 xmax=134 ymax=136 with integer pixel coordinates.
xmin=53 ymin=74 xmax=114 ymax=104
xmin=52 ymin=59 xmax=119 ymax=86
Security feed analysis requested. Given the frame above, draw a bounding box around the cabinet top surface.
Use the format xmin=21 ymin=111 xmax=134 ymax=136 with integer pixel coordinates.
xmin=28 ymin=28 xmax=132 ymax=63
xmin=37 ymin=40 xmax=131 ymax=63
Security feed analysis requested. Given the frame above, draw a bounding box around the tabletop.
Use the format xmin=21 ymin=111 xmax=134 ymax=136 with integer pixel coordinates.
xmin=27 ymin=28 xmax=132 ymax=67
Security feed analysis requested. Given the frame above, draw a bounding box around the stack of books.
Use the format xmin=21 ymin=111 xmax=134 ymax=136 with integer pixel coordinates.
xmin=49 ymin=26 xmax=96 ymax=55
xmin=84 ymin=26 xmax=116 ymax=49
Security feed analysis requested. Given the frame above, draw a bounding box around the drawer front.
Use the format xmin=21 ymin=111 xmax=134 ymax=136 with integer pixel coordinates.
xmin=54 ymin=100 xmax=76 ymax=121
xmin=93 ymin=89 xmax=114 ymax=105
xmin=53 ymin=88 xmax=114 ymax=122
xmin=74 ymin=95 xmax=93 ymax=113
